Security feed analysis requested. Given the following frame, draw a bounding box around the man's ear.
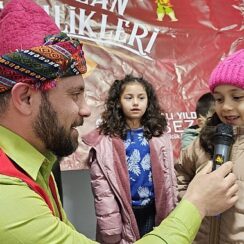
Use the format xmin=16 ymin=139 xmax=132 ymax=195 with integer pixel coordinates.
xmin=11 ymin=83 xmax=37 ymax=115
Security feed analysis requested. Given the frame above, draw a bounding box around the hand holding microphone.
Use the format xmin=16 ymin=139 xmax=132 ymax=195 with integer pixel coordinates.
xmin=212 ymin=123 xmax=234 ymax=171
xmin=183 ymin=123 xmax=238 ymax=220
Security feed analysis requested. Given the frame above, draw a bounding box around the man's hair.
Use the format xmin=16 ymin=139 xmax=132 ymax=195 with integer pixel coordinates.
xmin=195 ymin=92 xmax=215 ymax=118
xmin=0 ymin=91 xmax=11 ymax=114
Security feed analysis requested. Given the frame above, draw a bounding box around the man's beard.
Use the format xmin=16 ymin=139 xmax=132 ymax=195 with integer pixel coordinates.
xmin=33 ymin=93 xmax=80 ymax=157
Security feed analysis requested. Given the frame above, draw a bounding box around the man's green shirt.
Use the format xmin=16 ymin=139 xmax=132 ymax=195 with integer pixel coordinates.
xmin=0 ymin=125 xmax=94 ymax=243
xmin=0 ymin=125 xmax=201 ymax=243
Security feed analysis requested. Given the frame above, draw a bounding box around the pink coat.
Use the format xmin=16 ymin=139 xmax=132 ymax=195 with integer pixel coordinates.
xmin=83 ymin=129 xmax=178 ymax=244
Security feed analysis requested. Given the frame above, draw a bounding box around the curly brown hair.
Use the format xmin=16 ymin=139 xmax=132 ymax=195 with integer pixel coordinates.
xmin=98 ymin=75 xmax=167 ymax=140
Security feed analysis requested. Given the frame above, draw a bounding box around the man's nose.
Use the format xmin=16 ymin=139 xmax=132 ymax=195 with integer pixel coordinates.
xmin=79 ymin=100 xmax=91 ymax=118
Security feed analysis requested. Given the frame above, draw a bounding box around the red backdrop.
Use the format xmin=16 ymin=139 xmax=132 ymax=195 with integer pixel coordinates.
xmin=1 ymin=0 xmax=243 ymax=169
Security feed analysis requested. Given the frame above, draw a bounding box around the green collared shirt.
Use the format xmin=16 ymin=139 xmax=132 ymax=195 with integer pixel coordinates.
xmin=0 ymin=125 xmax=96 ymax=243
xmin=0 ymin=125 xmax=201 ymax=243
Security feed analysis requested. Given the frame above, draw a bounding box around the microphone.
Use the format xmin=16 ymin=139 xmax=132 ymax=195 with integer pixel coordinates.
xmin=212 ymin=123 xmax=234 ymax=171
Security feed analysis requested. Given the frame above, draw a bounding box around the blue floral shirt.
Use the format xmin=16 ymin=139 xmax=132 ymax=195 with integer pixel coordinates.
xmin=124 ymin=128 xmax=154 ymax=206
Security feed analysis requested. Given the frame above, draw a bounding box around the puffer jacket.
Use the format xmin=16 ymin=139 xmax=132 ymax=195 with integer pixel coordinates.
xmin=176 ymin=126 xmax=244 ymax=244
xmin=82 ymin=129 xmax=178 ymax=244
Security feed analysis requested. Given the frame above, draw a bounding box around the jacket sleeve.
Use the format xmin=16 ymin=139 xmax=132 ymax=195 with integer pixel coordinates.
xmin=162 ymin=135 xmax=178 ymax=207
xmin=135 ymin=200 xmax=201 ymax=244
xmin=89 ymin=149 xmax=123 ymax=243
xmin=175 ymin=137 xmax=207 ymax=200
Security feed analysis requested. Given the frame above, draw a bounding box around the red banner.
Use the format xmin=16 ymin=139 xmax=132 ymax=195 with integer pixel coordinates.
xmin=1 ymin=0 xmax=243 ymax=170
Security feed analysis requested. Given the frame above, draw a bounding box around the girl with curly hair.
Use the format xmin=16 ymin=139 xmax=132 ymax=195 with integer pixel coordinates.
xmin=82 ymin=75 xmax=177 ymax=244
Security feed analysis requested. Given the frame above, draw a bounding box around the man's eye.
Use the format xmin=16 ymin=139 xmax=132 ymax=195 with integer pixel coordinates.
xmin=72 ymin=93 xmax=80 ymax=99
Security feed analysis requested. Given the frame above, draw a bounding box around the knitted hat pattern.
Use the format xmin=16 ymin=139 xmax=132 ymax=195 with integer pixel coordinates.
xmin=0 ymin=0 xmax=87 ymax=93
xmin=208 ymin=49 xmax=244 ymax=92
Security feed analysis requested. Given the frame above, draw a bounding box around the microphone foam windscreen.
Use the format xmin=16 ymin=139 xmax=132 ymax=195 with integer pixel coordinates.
xmin=214 ymin=123 xmax=234 ymax=146
xmin=216 ymin=123 xmax=233 ymax=136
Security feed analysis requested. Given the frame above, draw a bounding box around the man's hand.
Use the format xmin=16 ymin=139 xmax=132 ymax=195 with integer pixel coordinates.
xmin=183 ymin=161 xmax=238 ymax=219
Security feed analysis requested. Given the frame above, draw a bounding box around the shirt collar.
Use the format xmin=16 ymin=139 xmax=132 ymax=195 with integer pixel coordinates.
xmin=0 ymin=125 xmax=56 ymax=180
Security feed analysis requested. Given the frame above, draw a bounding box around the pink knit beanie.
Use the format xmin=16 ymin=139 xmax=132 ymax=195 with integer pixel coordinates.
xmin=208 ymin=49 xmax=244 ymax=92
xmin=0 ymin=0 xmax=60 ymax=55
xmin=0 ymin=0 xmax=87 ymax=93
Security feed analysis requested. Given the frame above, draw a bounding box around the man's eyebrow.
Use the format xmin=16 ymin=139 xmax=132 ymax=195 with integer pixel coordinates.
xmin=67 ymin=86 xmax=85 ymax=93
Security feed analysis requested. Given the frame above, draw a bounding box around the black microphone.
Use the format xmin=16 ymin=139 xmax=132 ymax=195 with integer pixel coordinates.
xmin=212 ymin=123 xmax=234 ymax=171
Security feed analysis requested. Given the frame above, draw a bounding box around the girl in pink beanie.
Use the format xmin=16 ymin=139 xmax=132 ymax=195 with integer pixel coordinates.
xmin=176 ymin=49 xmax=244 ymax=244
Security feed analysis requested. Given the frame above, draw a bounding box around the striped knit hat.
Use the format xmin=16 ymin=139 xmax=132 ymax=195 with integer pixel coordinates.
xmin=208 ymin=49 xmax=244 ymax=92
xmin=0 ymin=0 xmax=87 ymax=93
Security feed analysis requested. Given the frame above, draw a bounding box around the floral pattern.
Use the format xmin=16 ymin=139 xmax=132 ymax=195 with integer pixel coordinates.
xmin=125 ymin=128 xmax=154 ymax=206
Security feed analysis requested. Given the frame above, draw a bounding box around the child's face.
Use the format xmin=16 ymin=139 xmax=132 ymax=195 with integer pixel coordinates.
xmin=213 ymin=84 xmax=244 ymax=126
xmin=119 ymin=82 xmax=148 ymax=128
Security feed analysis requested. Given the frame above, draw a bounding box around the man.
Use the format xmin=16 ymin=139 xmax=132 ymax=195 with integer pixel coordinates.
xmin=0 ymin=0 xmax=238 ymax=243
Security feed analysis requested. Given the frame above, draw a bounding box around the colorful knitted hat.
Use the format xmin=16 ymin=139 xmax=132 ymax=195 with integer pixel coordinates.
xmin=0 ymin=0 xmax=87 ymax=93
xmin=208 ymin=49 xmax=244 ymax=92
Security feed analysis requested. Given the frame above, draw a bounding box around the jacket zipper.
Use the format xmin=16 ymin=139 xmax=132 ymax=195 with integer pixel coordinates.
xmin=209 ymin=216 xmax=220 ymax=244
